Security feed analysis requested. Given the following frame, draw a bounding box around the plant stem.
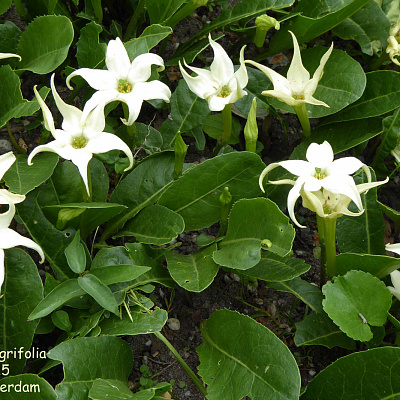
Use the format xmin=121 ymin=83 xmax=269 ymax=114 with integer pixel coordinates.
xmin=293 ymin=103 xmax=311 ymax=137
xmin=6 ymin=121 xmax=26 ymax=154
xmin=153 ymin=331 xmax=207 ymax=398
xmin=214 ymin=103 xmax=232 ymax=155
xmin=317 ymin=215 xmax=338 ymax=283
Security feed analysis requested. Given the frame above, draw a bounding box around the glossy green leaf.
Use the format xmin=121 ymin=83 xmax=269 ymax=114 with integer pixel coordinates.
xmin=332 ymin=1 xmax=390 ymax=55
xmin=159 ymin=152 xmax=265 ymax=230
xmin=203 ymin=114 xmax=241 ymax=144
xmin=324 ymin=71 xmax=400 ymax=124
xmin=51 ymin=310 xmax=72 ymax=333
xmin=0 ymin=66 xmax=50 ymax=128
xmin=294 ymin=312 xmax=356 ymax=350
xmin=103 ymin=152 xmax=175 ymax=240
xmin=267 ymin=277 xmax=324 ymax=313
xmin=47 ymin=336 xmax=133 ymax=400
xmin=197 ymin=309 xmax=301 ymax=400
xmin=29 ymin=279 xmax=83 ymax=320
xmin=0 ymin=21 xmax=21 ymax=56
xmin=266 ymin=0 xmax=370 ymax=56
xmin=125 ymin=24 xmax=172 ymax=59
xmin=336 ymin=253 xmax=400 ymax=279
xmin=322 ymin=270 xmax=392 ymax=341
xmin=89 ymin=379 xmax=137 ymax=400
xmin=0 ymin=249 xmax=43 ymax=374
xmin=16 ymin=191 xmax=76 ymax=280
xmin=89 ymin=265 xmax=151 ymax=286
xmin=265 ymin=48 xmax=366 ymax=118
xmin=135 ymin=122 xmax=163 ymax=152
xmin=76 ymin=21 xmax=107 ymax=69
xmin=174 ymin=0 xmax=294 ymax=58
xmin=65 ymin=231 xmax=86 ymax=274
xmin=337 ymin=169 xmax=386 ymax=255
xmin=145 ymin=0 xmax=185 ymax=24
xmin=166 ymin=244 xmax=219 ymax=292
xmin=119 ymin=205 xmax=184 ymax=245
xmin=0 ymin=374 xmax=57 ymax=399
xmin=213 ymin=198 xmax=295 ymax=270
xmin=241 ymin=252 xmax=310 ymax=282
xmin=379 ymin=200 xmax=400 ymax=225
xmin=3 ymin=152 xmax=58 ymax=195
xmin=99 ymin=308 xmax=168 ymax=335
xmin=301 ymin=347 xmax=400 ymax=399
xmin=160 ymin=78 xmax=210 ymax=148
xmin=17 ymin=15 xmax=74 ymax=74
xmin=78 ymin=274 xmax=119 ymax=316
xmin=372 ymin=108 xmax=400 ymax=176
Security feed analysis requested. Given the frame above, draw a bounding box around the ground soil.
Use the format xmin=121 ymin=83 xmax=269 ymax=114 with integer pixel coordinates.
xmin=2 ymin=2 xmax=400 ymax=400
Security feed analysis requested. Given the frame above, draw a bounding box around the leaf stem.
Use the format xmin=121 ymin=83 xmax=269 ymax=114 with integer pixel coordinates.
xmin=6 ymin=121 xmax=26 ymax=154
xmin=317 ymin=215 xmax=337 ymax=283
xmin=293 ymin=103 xmax=311 ymax=137
xmin=153 ymin=331 xmax=207 ymax=398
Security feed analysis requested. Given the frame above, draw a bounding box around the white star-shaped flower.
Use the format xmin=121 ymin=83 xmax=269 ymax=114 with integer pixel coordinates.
xmin=28 ymin=74 xmax=134 ymax=196
xmin=66 ymin=37 xmax=171 ymax=125
xmin=0 ymin=194 xmax=44 ymax=294
xmin=246 ymin=31 xmax=333 ymax=108
xmin=179 ymin=34 xmax=248 ymax=111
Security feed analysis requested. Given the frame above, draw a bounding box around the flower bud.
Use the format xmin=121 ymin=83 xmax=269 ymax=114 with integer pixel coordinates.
xmin=254 ymin=15 xmax=280 ymax=48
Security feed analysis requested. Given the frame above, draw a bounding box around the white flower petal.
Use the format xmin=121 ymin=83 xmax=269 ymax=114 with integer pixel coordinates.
xmin=81 ymin=89 xmax=120 ymax=122
xmin=0 ymin=152 xmax=16 ymax=180
xmin=356 ymin=177 xmax=388 ymax=195
xmin=305 ymin=42 xmax=333 ymax=97
xmin=388 ymin=285 xmax=400 ymax=301
xmin=209 ymin=35 xmax=234 ymax=84
xmin=0 ymin=196 xmax=15 ymax=229
xmin=179 ymin=61 xmax=214 ymax=99
xmin=128 ymin=53 xmax=165 ymax=83
xmin=28 ymin=140 xmax=73 ymax=166
xmin=34 ymin=85 xmax=56 ymax=137
xmin=208 ymin=94 xmax=232 ymax=111
xmin=0 ymin=249 xmax=4 ymax=293
xmin=66 ymin=68 xmax=118 ymax=91
xmin=82 ymin=104 xmax=106 ymax=135
xmin=85 ymin=132 xmax=134 ymax=171
xmin=69 ymin=150 xmax=93 ymax=196
xmin=287 ymin=178 xmax=307 ymax=228
xmin=0 ymin=190 xmax=25 ymax=205
xmin=390 ymin=270 xmax=400 ymax=293
xmin=261 ymin=90 xmax=298 ymax=107
xmin=304 ymin=95 xmax=329 ymax=108
xmin=105 ymin=37 xmax=131 ymax=79
xmin=328 ymin=157 xmax=364 ymax=176
xmin=134 ymin=80 xmax=171 ymax=102
xmin=0 ymin=53 xmax=21 ymax=61
xmin=234 ymin=45 xmax=248 ymax=89
xmin=306 ymin=141 xmax=334 ymax=168
xmin=286 ymin=31 xmax=310 ymax=94
xmin=50 ymin=74 xmax=83 ymax=133
xmin=386 ymin=243 xmax=400 ymax=256
xmin=303 ymin=176 xmax=323 ymax=192
xmin=278 ymin=160 xmax=315 ymax=176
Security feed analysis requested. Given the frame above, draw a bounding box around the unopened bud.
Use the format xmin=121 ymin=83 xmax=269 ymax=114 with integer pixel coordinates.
xmin=244 ymin=97 xmax=258 ymax=153
xmin=219 ymin=187 xmax=232 ymax=207
xmin=255 ymin=15 xmax=280 ymax=47
xmin=173 ymin=132 xmax=188 ymax=179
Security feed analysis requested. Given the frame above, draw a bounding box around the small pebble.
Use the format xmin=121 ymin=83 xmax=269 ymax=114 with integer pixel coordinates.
xmin=184 ymin=391 xmax=191 ymax=398
xmin=167 ymin=318 xmax=181 ymax=331
xmin=309 ymin=370 xmax=316 ymax=376
xmin=0 ymin=139 xmax=13 ymax=153
xmin=145 ymin=340 xmax=152 ymax=347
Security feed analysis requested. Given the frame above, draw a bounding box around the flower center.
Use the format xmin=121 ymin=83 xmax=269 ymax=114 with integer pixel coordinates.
xmin=72 ymin=136 xmax=88 ymax=149
xmin=314 ymin=167 xmax=326 ymax=180
xmin=217 ymin=85 xmax=231 ymax=98
xmin=118 ymin=79 xmax=133 ymax=93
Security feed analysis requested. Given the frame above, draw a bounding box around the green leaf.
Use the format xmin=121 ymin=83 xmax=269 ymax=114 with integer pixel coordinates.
xmin=174 ymin=0 xmax=294 ymax=58
xmin=118 ymin=205 xmax=184 ymax=245
xmin=0 ymin=0 xmax=12 ymax=15
xmin=265 ymin=48 xmax=366 ymax=118
xmin=47 ymin=336 xmax=133 ymax=400
xmin=372 ymin=107 xmax=400 ymax=176
xmin=379 ymin=200 xmax=400 ymax=225
xmin=135 ymin=122 xmax=163 ymax=152
xmin=166 ymin=244 xmax=219 ymax=292
xmin=29 ymin=279 xmax=84 ymax=320
xmin=336 ymin=253 xmax=400 ymax=279
xmin=0 ymin=374 xmax=57 ymax=399
xmin=0 ymin=21 xmax=21 ymax=55
xmin=241 ymin=252 xmax=310 ymax=282
xmin=337 ymin=169 xmax=386 ymax=255
xmin=125 ymin=24 xmax=172 ymax=59
xmin=203 ymin=114 xmax=241 ymax=144
xmin=65 ymin=231 xmax=86 ymax=274
xmin=160 ymin=78 xmax=210 ymax=148
xmin=0 ymin=66 xmax=50 ymax=128
xmin=213 ymin=198 xmax=295 ymax=270
xmin=89 ymin=379 xmax=137 ymax=400
xmin=17 ymin=15 xmax=74 ymax=74
xmin=159 ymin=152 xmax=265 ymax=230
xmin=0 ymin=249 xmax=43 ymax=374
xmin=267 ymin=277 xmax=324 ymax=313
xmin=322 ymin=270 xmax=392 ymax=342
xmin=103 ymin=152 xmax=175 ymax=240
xmin=89 ymin=265 xmax=151 ymax=286
xmin=324 ymin=71 xmax=400 ymax=124
xmin=197 ymin=309 xmax=301 ymax=400
xmin=294 ymin=312 xmax=356 ymax=350
xmin=332 ymin=1 xmax=390 ymax=55
xmin=145 ymin=0 xmax=184 ymax=24
xmin=301 ymin=347 xmax=400 ymax=399
xmin=78 ymin=274 xmax=119 ymax=316
xmin=3 ymin=152 xmax=58 ymax=195
xmin=99 ymin=308 xmax=168 ymax=335
xmin=266 ymin=0 xmax=370 ymax=56
xmin=16 ymin=191 xmax=78 ymax=280
xmin=51 ymin=310 xmax=72 ymax=333
xmin=76 ymin=21 xmax=107 ymax=68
